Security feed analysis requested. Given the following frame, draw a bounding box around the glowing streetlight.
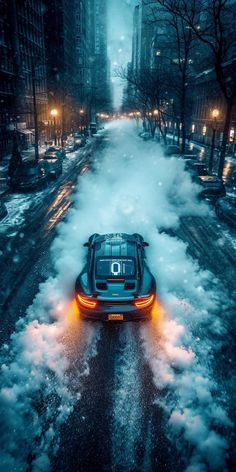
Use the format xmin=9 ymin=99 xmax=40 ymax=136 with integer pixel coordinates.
xmin=209 ymin=109 xmax=220 ymax=172
xmin=50 ymin=108 xmax=58 ymax=117
xmin=50 ymin=108 xmax=58 ymax=145
xmin=212 ymin=108 xmax=219 ymax=119
xmin=153 ymin=109 xmax=159 ymax=116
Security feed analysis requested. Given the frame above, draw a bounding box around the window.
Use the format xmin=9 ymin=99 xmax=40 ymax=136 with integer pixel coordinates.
xmin=96 ymin=258 xmax=136 ymax=278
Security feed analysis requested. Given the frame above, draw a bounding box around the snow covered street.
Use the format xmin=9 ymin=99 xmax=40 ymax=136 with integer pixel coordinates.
xmin=0 ymin=122 xmax=235 ymax=472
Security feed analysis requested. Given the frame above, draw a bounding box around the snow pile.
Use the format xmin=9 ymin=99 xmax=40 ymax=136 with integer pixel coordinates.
xmin=0 ymin=278 xmax=100 ymax=470
xmin=0 ymin=120 xmax=231 ymax=470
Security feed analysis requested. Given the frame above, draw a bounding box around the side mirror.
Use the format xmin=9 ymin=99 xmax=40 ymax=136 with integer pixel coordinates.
xmin=83 ymin=242 xmax=89 ymax=247
xmin=143 ymin=242 xmax=149 ymax=247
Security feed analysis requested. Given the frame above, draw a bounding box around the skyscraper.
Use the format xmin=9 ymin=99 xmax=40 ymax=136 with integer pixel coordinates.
xmin=89 ymin=0 xmax=112 ymax=118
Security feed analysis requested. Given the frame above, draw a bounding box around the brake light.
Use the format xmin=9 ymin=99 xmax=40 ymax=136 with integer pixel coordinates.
xmin=134 ymin=294 xmax=154 ymax=309
xmin=76 ymin=294 xmax=97 ymax=309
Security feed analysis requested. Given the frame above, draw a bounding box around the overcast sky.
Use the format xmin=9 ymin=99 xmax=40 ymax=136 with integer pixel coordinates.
xmin=107 ymin=0 xmax=137 ymax=109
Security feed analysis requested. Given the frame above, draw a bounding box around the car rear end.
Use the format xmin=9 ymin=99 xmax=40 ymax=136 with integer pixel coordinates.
xmin=43 ymin=154 xmax=62 ymax=178
xmin=76 ymin=280 xmax=154 ymax=321
xmin=198 ymin=176 xmax=226 ymax=201
xmin=76 ymin=244 xmax=156 ymax=321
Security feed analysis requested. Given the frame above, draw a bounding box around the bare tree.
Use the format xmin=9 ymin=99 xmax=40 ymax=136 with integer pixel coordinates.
xmin=145 ymin=0 xmax=200 ymax=152
xmin=153 ymin=0 xmax=236 ymax=177
xmin=117 ymin=63 xmax=174 ymax=140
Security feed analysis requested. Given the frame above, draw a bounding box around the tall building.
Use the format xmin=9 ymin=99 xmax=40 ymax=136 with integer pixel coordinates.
xmin=74 ymin=0 xmax=92 ymax=127
xmin=89 ymin=0 xmax=112 ymax=118
xmin=0 ymin=0 xmax=48 ymax=158
xmin=131 ymin=0 xmax=157 ymax=73
xmin=43 ymin=0 xmax=78 ymax=136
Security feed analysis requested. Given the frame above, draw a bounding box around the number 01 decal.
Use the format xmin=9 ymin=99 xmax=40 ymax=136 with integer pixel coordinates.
xmin=111 ymin=261 xmax=121 ymax=276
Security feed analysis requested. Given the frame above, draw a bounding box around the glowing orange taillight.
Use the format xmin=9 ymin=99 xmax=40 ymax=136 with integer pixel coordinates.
xmin=76 ymin=294 xmax=97 ymax=309
xmin=134 ymin=294 xmax=155 ymax=309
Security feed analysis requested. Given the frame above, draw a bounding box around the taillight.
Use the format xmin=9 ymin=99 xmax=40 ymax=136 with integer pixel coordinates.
xmin=134 ymin=294 xmax=154 ymax=309
xmin=76 ymin=294 xmax=97 ymax=309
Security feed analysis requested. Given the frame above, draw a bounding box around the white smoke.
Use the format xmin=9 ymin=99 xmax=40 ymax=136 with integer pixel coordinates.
xmin=0 ymin=120 xmax=232 ymax=471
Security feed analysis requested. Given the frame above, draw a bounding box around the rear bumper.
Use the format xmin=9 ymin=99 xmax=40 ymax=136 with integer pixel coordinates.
xmin=76 ymin=300 xmax=153 ymax=321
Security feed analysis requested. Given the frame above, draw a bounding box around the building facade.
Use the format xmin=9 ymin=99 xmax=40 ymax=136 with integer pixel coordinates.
xmin=190 ymin=62 xmax=236 ymax=152
xmin=0 ymin=0 xmax=48 ymax=157
xmin=43 ymin=0 xmax=79 ymax=138
xmin=89 ymin=0 xmax=111 ymax=119
xmin=0 ymin=0 xmax=112 ymax=158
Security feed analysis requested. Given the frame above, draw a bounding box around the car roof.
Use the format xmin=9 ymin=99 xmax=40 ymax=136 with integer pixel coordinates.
xmin=93 ymin=233 xmax=138 ymax=258
xmin=199 ymin=176 xmax=222 ymax=183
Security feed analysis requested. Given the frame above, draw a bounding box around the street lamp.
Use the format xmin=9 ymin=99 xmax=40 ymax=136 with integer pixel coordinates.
xmin=50 ymin=108 xmax=58 ymax=146
xmin=79 ymin=108 xmax=84 ymax=131
xmin=209 ymin=108 xmax=219 ymax=173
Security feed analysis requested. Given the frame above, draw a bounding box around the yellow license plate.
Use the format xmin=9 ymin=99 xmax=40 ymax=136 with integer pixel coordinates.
xmin=108 ymin=314 xmax=124 ymax=321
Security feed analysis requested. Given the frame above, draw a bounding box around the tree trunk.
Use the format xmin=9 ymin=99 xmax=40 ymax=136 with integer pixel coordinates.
xmin=180 ymin=82 xmax=186 ymax=153
xmin=218 ymin=98 xmax=234 ymax=179
xmin=177 ymin=122 xmax=180 ymax=145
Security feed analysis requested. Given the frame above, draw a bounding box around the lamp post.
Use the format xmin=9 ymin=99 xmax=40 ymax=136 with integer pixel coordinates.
xmin=50 ymin=108 xmax=58 ymax=146
xmin=209 ymin=108 xmax=219 ymax=173
xmin=79 ymin=108 xmax=84 ymax=132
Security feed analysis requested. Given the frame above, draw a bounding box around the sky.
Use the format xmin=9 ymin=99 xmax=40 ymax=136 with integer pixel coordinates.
xmin=107 ymin=0 xmax=137 ymax=109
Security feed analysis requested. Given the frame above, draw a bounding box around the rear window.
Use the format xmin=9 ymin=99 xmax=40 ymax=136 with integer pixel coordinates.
xmin=96 ymin=258 xmax=135 ymax=278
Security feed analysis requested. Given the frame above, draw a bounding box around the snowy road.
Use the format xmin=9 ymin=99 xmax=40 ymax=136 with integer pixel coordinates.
xmin=0 ymin=122 xmax=235 ymax=472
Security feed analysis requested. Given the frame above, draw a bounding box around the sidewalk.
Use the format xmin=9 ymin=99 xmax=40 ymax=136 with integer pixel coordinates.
xmin=0 ymin=145 xmax=46 ymax=196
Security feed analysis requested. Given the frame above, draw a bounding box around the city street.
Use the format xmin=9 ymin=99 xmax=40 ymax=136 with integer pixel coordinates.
xmin=0 ymin=122 xmax=235 ymax=471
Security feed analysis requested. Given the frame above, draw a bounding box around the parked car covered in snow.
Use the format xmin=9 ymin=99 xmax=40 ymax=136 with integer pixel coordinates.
xmin=184 ymin=161 xmax=208 ymax=180
xmin=215 ymin=196 xmax=236 ymax=228
xmin=8 ymin=161 xmax=48 ymax=191
xmin=45 ymin=146 xmax=66 ymax=159
xmin=73 ymin=134 xmax=87 ymax=149
xmin=42 ymin=155 xmax=62 ymax=179
xmin=198 ymin=176 xmax=226 ymax=201
xmin=164 ymin=145 xmax=181 ymax=156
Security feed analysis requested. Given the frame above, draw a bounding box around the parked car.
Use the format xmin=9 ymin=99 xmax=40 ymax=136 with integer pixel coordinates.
xmin=42 ymin=155 xmax=62 ymax=179
xmin=65 ymin=143 xmax=75 ymax=153
xmin=215 ymin=196 xmax=236 ymax=228
xmin=75 ymin=233 xmax=156 ymax=321
xmin=164 ymin=145 xmax=181 ymax=156
xmin=184 ymin=161 xmax=208 ymax=180
xmin=90 ymin=122 xmax=97 ymax=135
xmin=180 ymin=152 xmax=199 ymax=159
xmin=83 ymin=128 xmax=89 ymax=138
xmin=73 ymin=134 xmax=87 ymax=149
xmin=45 ymin=146 xmax=66 ymax=159
xmin=8 ymin=161 xmax=48 ymax=191
xmin=198 ymin=176 xmax=226 ymax=201
xmin=225 ymin=166 xmax=236 ymax=188
xmin=0 ymin=202 xmax=7 ymax=221
xmin=141 ymin=132 xmax=152 ymax=141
